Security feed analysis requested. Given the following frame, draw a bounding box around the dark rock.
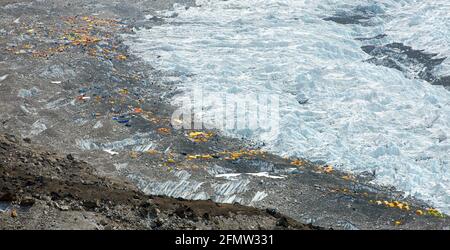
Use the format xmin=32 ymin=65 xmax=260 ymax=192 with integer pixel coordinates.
xmin=19 ymin=196 xmax=35 ymax=207
xmin=155 ymin=218 xmax=164 ymax=227
xmin=4 ymin=134 xmax=17 ymax=143
xmin=174 ymin=206 xmax=196 ymax=219
xmin=266 ymin=208 xmax=277 ymax=216
xmin=324 ymin=4 xmax=384 ymax=26
xmin=99 ymin=219 xmax=108 ymax=226
xmin=202 ymin=213 xmax=210 ymax=220
xmin=324 ymin=14 xmax=371 ymax=25
xmin=361 ymin=42 xmax=448 ymax=86
xmin=0 ymin=192 xmax=16 ymax=202
xmin=276 ymin=217 xmax=290 ymax=228
xmin=355 ymin=34 xmax=387 ymax=41
xmin=140 ymin=201 xmax=159 ymax=217
xmin=66 ymin=154 xmax=74 ymax=161
xmin=83 ymin=200 xmax=101 ymax=209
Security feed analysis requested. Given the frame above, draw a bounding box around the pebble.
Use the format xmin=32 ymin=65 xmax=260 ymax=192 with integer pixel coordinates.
xmin=0 ymin=74 xmax=8 ymax=82
xmin=66 ymin=154 xmax=74 ymax=161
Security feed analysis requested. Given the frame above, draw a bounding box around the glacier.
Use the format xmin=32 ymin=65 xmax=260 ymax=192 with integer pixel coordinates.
xmin=125 ymin=0 xmax=450 ymax=213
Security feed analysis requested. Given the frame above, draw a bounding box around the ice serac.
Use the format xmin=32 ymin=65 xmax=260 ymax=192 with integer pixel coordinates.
xmin=125 ymin=0 xmax=450 ymax=213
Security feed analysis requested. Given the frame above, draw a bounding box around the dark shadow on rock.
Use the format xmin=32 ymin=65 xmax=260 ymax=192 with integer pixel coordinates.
xmin=355 ymin=34 xmax=387 ymax=41
xmin=361 ymin=42 xmax=448 ymax=86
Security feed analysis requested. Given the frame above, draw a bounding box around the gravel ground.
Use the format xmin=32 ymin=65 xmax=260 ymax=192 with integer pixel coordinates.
xmin=0 ymin=133 xmax=315 ymax=229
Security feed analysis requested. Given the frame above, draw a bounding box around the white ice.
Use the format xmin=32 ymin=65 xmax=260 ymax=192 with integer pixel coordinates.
xmin=126 ymin=0 xmax=450 ymax=213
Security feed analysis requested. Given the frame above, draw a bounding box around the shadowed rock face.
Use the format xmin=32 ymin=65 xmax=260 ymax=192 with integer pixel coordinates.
xmin=324 ymin=14 xmax=372 ymax=25
xmin=355 ymin=34 xmax=387 ymax=41
xmin=324 ymin=4 xmax=449 ymax=88
xmin=361 ymin=43 xmax=449 ymax=86
xmin=435 ymin=76 xmax=450 ymax=86
xmin=324 ymin=5 xmax=384 ymax=26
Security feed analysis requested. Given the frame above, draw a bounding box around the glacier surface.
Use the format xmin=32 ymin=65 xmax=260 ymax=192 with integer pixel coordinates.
xmin=126 ymin=0 xmax=450 ymax=212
